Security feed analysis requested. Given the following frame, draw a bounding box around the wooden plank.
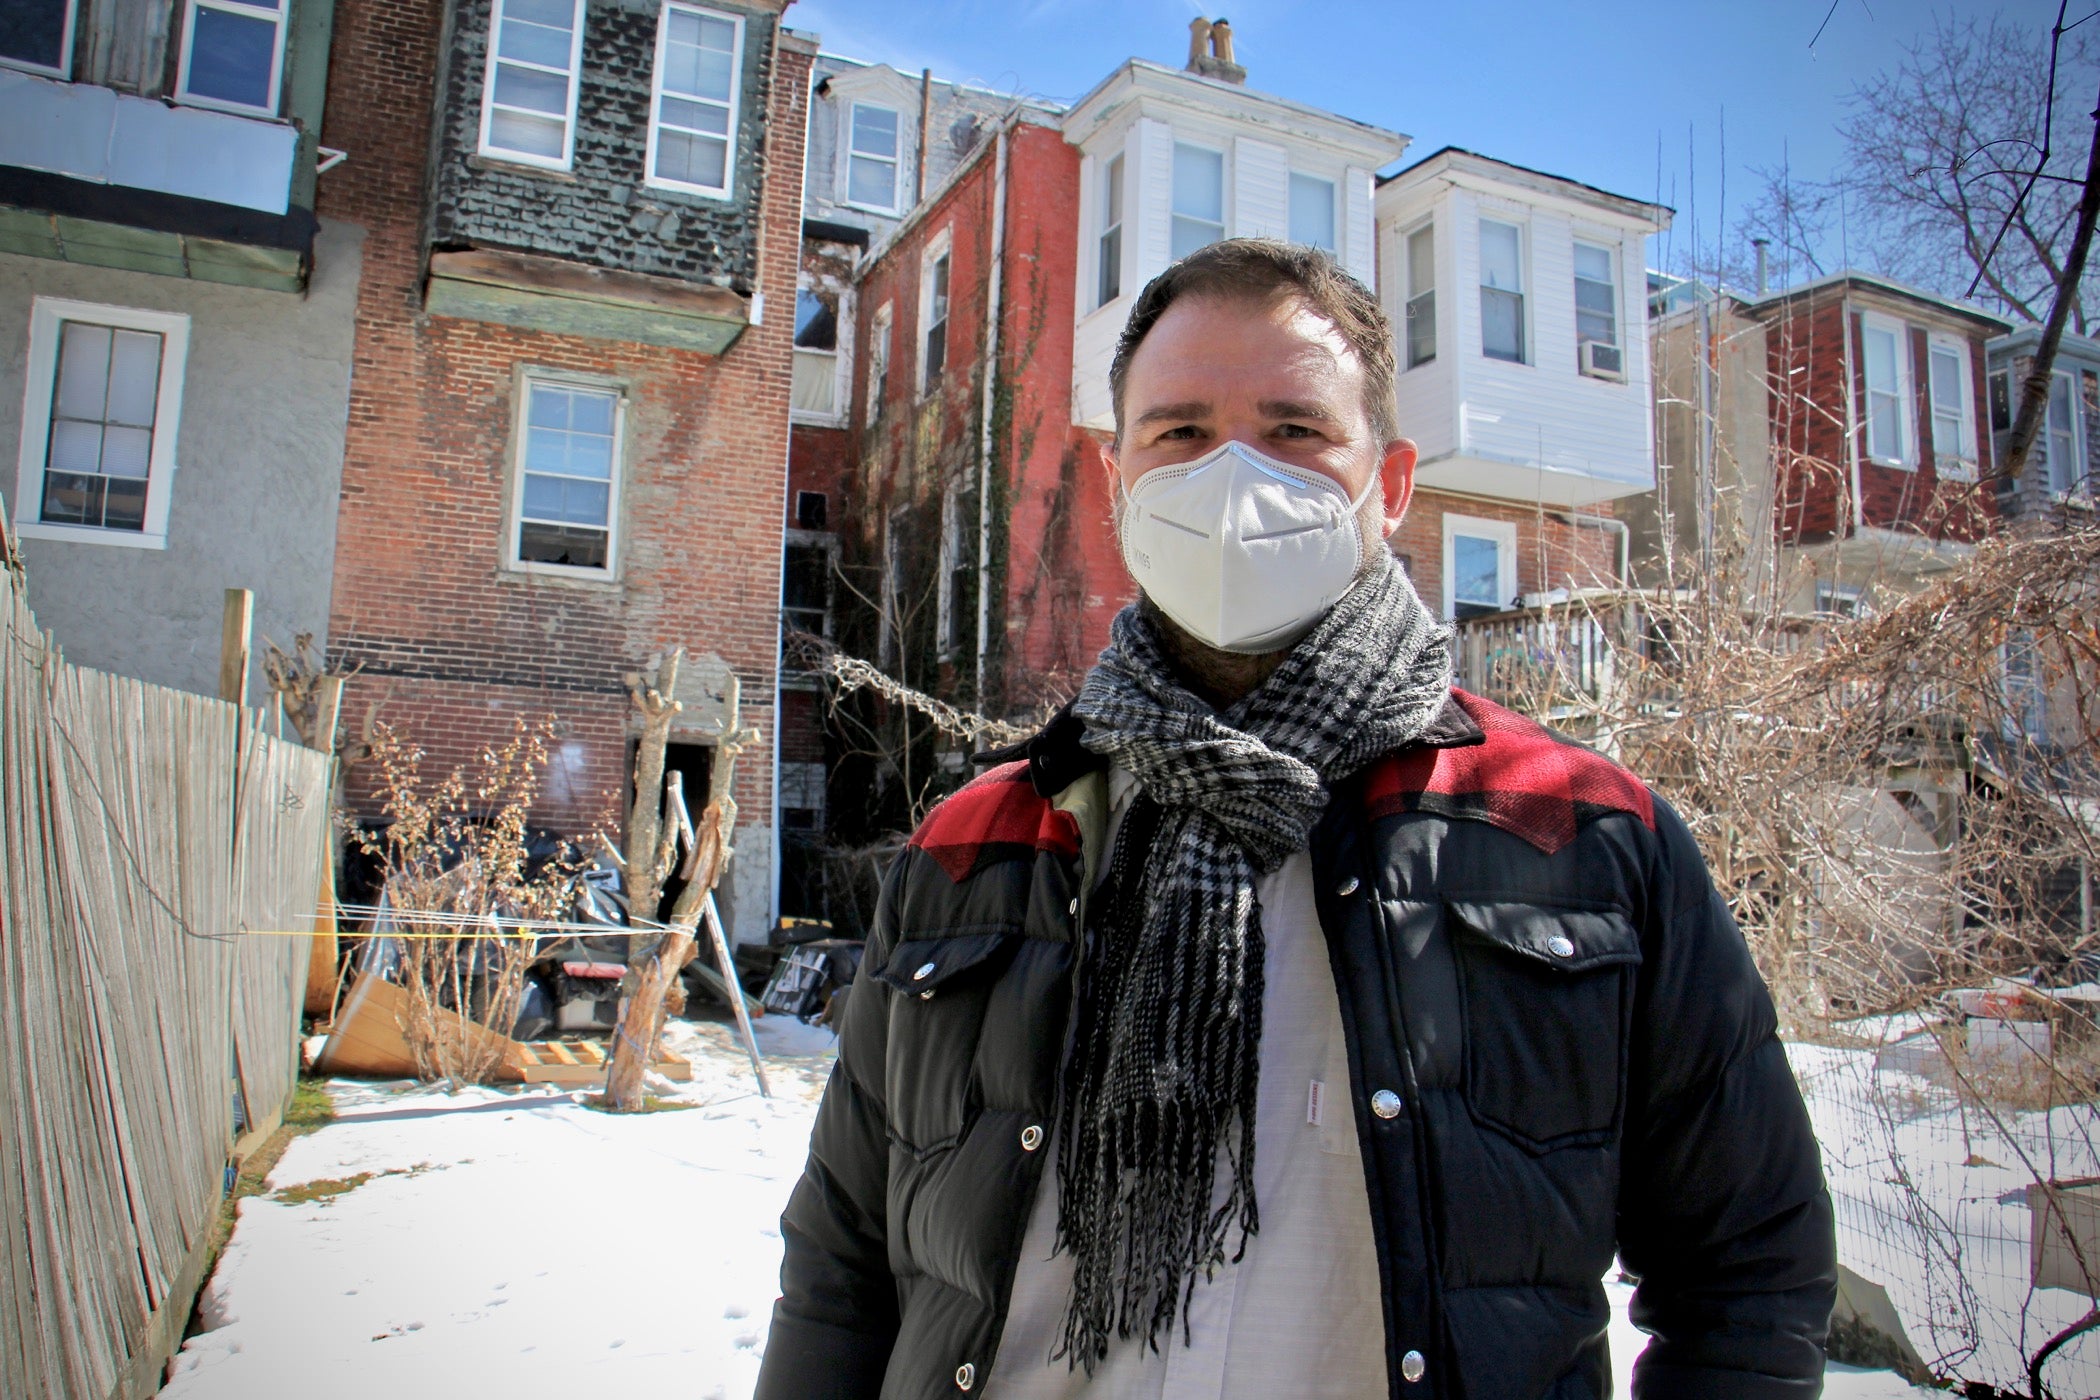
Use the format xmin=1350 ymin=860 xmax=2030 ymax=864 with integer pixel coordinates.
xmin=544 ymin=1041 xmax=579 ymax=1066
xmin=219 ymin=589 xmax=253 ymax=707
xmin=428 ymin=248 xmax=750 ymax=322
xmin=424 ymin=274 xmax=746 ymax=356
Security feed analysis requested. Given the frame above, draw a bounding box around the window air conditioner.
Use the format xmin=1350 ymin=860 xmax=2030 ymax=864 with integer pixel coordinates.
xmin=1580 ymin=341 xmax=1625 ymax=381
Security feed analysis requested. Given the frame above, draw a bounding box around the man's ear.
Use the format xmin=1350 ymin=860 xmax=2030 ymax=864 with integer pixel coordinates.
xmin=1378 ymin=438 xmax=1418 ymax=538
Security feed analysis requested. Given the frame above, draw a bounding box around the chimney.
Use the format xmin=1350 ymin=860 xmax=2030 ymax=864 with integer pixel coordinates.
xmin=1752 ymin=237 xmax=1770 ymax=296
xmin=1184 ymin=15 xmax=1247 ymax=85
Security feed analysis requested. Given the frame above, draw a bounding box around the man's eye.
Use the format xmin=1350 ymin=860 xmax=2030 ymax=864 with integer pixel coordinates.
xmin=1158 ymin=425 xmax=1202 ymax=441
xmin=1275 ymin=424 xmax=1320 ymax=439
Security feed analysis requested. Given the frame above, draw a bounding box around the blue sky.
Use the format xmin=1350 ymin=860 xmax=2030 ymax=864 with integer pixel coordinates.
xmin=785 ymin=0 xmax=2063 ymax=271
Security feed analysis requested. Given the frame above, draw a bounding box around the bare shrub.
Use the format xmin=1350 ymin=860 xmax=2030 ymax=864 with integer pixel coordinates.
xmin=351 ymin=720 xmax=585 ymax=1087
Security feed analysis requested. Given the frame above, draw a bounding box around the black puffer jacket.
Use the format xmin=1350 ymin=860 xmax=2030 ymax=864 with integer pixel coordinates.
xmin=757 ymin=690 xmax=1835 ymax=1400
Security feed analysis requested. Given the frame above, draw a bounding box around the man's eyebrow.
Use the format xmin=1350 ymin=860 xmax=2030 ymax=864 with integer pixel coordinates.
xmin=1131 ymin=400 xmax=1210 ymax=428
xmin=1259 ymin=399 xmax=1340 ymax=423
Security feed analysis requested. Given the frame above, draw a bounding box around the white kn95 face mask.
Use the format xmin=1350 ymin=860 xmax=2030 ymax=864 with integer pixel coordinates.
xmin=1116 ymin=439 xmax=1381 ymax=655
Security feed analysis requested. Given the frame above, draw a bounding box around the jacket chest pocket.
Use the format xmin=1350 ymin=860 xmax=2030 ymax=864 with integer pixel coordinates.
xmin=872 ymin=928 xmax=1035 ymax=1153
xmin=1446 ymin=900 xmax=1642 ymax=1152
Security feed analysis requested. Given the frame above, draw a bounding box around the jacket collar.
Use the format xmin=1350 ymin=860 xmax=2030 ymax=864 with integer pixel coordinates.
xmin=976 ymin=690 xmax=1483 ymax=800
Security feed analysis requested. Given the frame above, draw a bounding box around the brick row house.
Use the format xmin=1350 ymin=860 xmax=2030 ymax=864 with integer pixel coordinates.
xmin=315 ymin=0 xmax=811 ymax=942
xmin=1 ymin=0 xmax=358 ymax=699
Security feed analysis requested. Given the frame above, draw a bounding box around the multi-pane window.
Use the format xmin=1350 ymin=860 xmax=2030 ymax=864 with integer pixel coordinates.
xmin=1097 ymin=154 xmax=1124 ymax=308
xmin=1444 ymin=515 xmax=1515 ymax=621
xmin=1289 ymin=172 xmax=1335 ymax=252
xmin=513 ymin=379 xmax=620 ymax=572
xmin=2045 ymin=371 xmax=2081 ymax=495
xmin=480 ymin=0 xmax=583 ymax=167
xmin=1573 ymin=242 xmax=1616 ymax=349
xmin=782 ymin=540 xmax=832 ymax=639
xmin=1479 ymin=219 xmax=1524 ymax=364
xmin=1 ymin=0 xmax=77 ymax=76
xmin=648 ymin=3 xmax=741 ymax=196
xmin=868 ymin=302 xmax=893 ymax=409
xmin=847 ymin=104 xmax=900 ymax=212
xmin=41 ymin=323 xmax=164 ymax=533
xmin=1860 ymin=316 xmax=1909 ymax=464
xmin=1171 ymin=143 xmax=1225 ymax=260
xmin=921 ymin=248 xmax=950 ymax=390
xmin=1404 ymin=224 xmax=1435 ymax=369
xmin=178 ymin=0 xmax=288 ymax=114
xmin=2004 ymin=630 xmax=2048 ymax=741
xmin=1927 ymin=341 xmax=1973 ymax=476
xmin=792 ymin=288 xmax=840 ymax=419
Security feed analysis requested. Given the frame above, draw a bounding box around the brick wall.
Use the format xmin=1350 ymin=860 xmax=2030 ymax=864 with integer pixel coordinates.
xmin=1390 ymin=492 xmax=1620 ymax=615
xmin=318 ymin=0 xmax=807 ymax=870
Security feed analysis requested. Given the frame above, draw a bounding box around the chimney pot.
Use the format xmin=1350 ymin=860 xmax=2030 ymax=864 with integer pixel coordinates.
xmin=1209 ymin=17 xmax=1235 ymax=64
xmin=1751 ymin=237 xmax=1770 ymax=296
xmin=1186 ymin=16 xmax=1212 ymax=70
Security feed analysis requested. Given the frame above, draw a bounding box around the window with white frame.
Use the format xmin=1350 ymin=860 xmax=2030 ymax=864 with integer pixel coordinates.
xmin=1860 ymin=314 xmax=1912 ymax=466
xmin=647 ymin=3 xmax=742 ymax=197
xmin=919 ymin=233 xmax=951 ymax=392
xmin=846 ymin=103 xmax=900 ymax=212
xmin=1573 ymin=240 xmax=1617 ymax=351
xmin=511 ymin=376 xmax=622 ymax=573
xmin=1479 ymin=219 xmax=1525 ymax=364
xmin=2004 ymin=629 xmax=2049 ymax=741
xmin=1171 ymin=143 xmax=1225 ymax=260
xmin=14 ymin=299 xmax=188 ymax=549
xmin=792 ymin=286 xmax=842 ymax=420
xmin=2045 ymin=370 xmax=2083 ymax=495
xmin=1926 ymin=338 xmax=1975 ymax=479
xmin=1813 ymin=581 xmax=1863 ymax=618
xmin=868 ymin=301 xmax=893 ymax=410
xmin=1404 ymin=223 xmax=1435 ymax=369
xmin=1 ymin=0 xmax=77 ymax=77
xmin=480 ymin=0 xmax=584 ymax=167
xmin=1443 ymin=514 xmax=1516 ymax=620
xmin=1288 ymin=172 xmax=1335 ymax=251
xmin=1097 ymin=153 xmax=1125 ymax=309
xmin=177 ymin=0 xmax=288 ymax=114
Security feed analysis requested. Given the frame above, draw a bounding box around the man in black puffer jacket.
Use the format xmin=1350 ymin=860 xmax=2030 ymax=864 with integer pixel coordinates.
xmin=756 ymin=240 xmax=1835 ymax=1400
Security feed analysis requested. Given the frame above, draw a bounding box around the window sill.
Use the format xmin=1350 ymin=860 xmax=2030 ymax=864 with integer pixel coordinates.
xmin=499 ymin=562 xmax=623 ymax=591
xmin=842 ymin=198 xmax=902 ymax=218
xmin=174 ymin=92 xmax=284 ymax=122
xmin=1867 ymin=456 xmax=1917 ymax=472
xmin=468 ymin=152 xmax=580 ymax=182
xmin=644 ymin=176 xmax=734 ymax=204
xmin=14 ymin=522 xmax=168 ymax=551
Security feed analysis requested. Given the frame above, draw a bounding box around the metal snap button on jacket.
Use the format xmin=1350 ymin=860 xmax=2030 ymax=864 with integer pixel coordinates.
xmin=1020 ymin=1124 xmax=1043 ymax=1151
xmin=955 ymin=1361 xmax=977 ymax=1390
xmin=1335 ymin=874 xmax=1360 ymax=896
xmin=913 ymin=961 xmax=937 ymax=980
xmin=1546 ymin=935 xmax=1575 ymax=958
xmin=1400 ymin=1349 xmax=1426 ymax=1383
xmin=1067 ymin=898 xmax=1079 ymax=915
xmin=1371 ymin=1089 xmax=1403 ymax=1119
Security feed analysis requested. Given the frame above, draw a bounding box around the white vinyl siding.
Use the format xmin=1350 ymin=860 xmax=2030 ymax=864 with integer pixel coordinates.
xmin=479 ymin=0 xmax=585 ymax=168
xmin=1289 ymin=171 xmax=1335 ymax=251
xmin=13 ymin=298 xmax=189 ymax=550
xmin=1404 ymin=223 xmax=1435 ymax=369
xmin=1926 ymin=339 xmax=1974 ymax=479
xmin=177 ymin=0 xmax=288 ymax=115
xmin=846 ymin=103 xmax=900 ymax=212
xmin=646 ymin=4 xmax=742 ymax=198
xmin=509 ymin=376 xmax=623 ymax=575
xmin=1860 ymin=313 xmax=1912 ymax=467
xmin=2 ymin=0 xmax=77 ymax=78
xmin=1171 ymin=142 xmax=1225 ymax=259
xmin=1479 ymin=218 xmax=1525 ymax=364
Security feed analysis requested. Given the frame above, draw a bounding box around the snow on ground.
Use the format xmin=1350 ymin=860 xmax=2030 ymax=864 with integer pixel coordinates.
xmin=166 ymin=1016 xmax=1942 ymax=1399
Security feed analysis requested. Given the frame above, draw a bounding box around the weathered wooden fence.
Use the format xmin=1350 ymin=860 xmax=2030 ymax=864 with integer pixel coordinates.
xmin=0 ymin=562 xmax=332 ymax=1400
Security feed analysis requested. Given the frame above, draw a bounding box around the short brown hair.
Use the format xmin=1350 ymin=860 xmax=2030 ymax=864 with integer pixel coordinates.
xmin=1108 ymin=238 xmax=1399 ymax=443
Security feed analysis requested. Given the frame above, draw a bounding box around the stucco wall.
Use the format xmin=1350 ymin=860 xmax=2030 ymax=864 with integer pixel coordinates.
xmin=0 ymin=217 xmax=363 ymax=699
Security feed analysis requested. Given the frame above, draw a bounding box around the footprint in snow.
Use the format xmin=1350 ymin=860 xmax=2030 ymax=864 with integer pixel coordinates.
xmin=610 ymin=1339 xmax=626 ymax=1349
xmin=723 ymin=1303 xmax=749 ymax=1320
xmin=734 ymin=1331 xmax=761 ymax=1350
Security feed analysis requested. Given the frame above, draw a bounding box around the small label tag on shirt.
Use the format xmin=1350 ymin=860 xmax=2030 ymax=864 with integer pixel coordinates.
xmin=1307 ymin=1079 xmax=1325 ymax=1127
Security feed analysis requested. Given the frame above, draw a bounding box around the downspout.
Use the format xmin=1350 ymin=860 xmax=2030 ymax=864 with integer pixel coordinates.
xmin=1840 ymin=294 xmax=1863 ymax=543
xmin=915 ymin=69 xmax=932 ymax=205
xmin=1550 ymin=510 xmax=1629 ymax=587
xmin=1697 ymin=297 xmax=1716 ymax=578
xmin=974 ymin=123 xmax=1009 ymax=710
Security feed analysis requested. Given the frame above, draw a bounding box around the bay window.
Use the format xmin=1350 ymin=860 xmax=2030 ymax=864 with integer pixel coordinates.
xmin=1171 ymin=143 xmax=1224 ymax=259
xmin=1404 ymin=223 xmax=1435 ymax=368
xmin=1860 ymin=314 xmax=1911 ymax=466
xmin=1479 ymin=219 xmax=1524 ymax=364
xmin=1926 ymin=340 xmax=1974 ymax=478
xmin=1288 ymin=172 xmax=1335 ymax=251
xmin=1097 ymin=154 xmax=1124 ymax=308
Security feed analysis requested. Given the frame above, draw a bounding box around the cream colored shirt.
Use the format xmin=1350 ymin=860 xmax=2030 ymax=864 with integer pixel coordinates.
xmin=983 ymin=769 xmax=1389 ymax=1400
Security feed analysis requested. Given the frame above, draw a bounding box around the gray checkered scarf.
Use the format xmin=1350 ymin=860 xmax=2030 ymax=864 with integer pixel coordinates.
xmin=1055 ymin=549 xmax=1452 ymax=1368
